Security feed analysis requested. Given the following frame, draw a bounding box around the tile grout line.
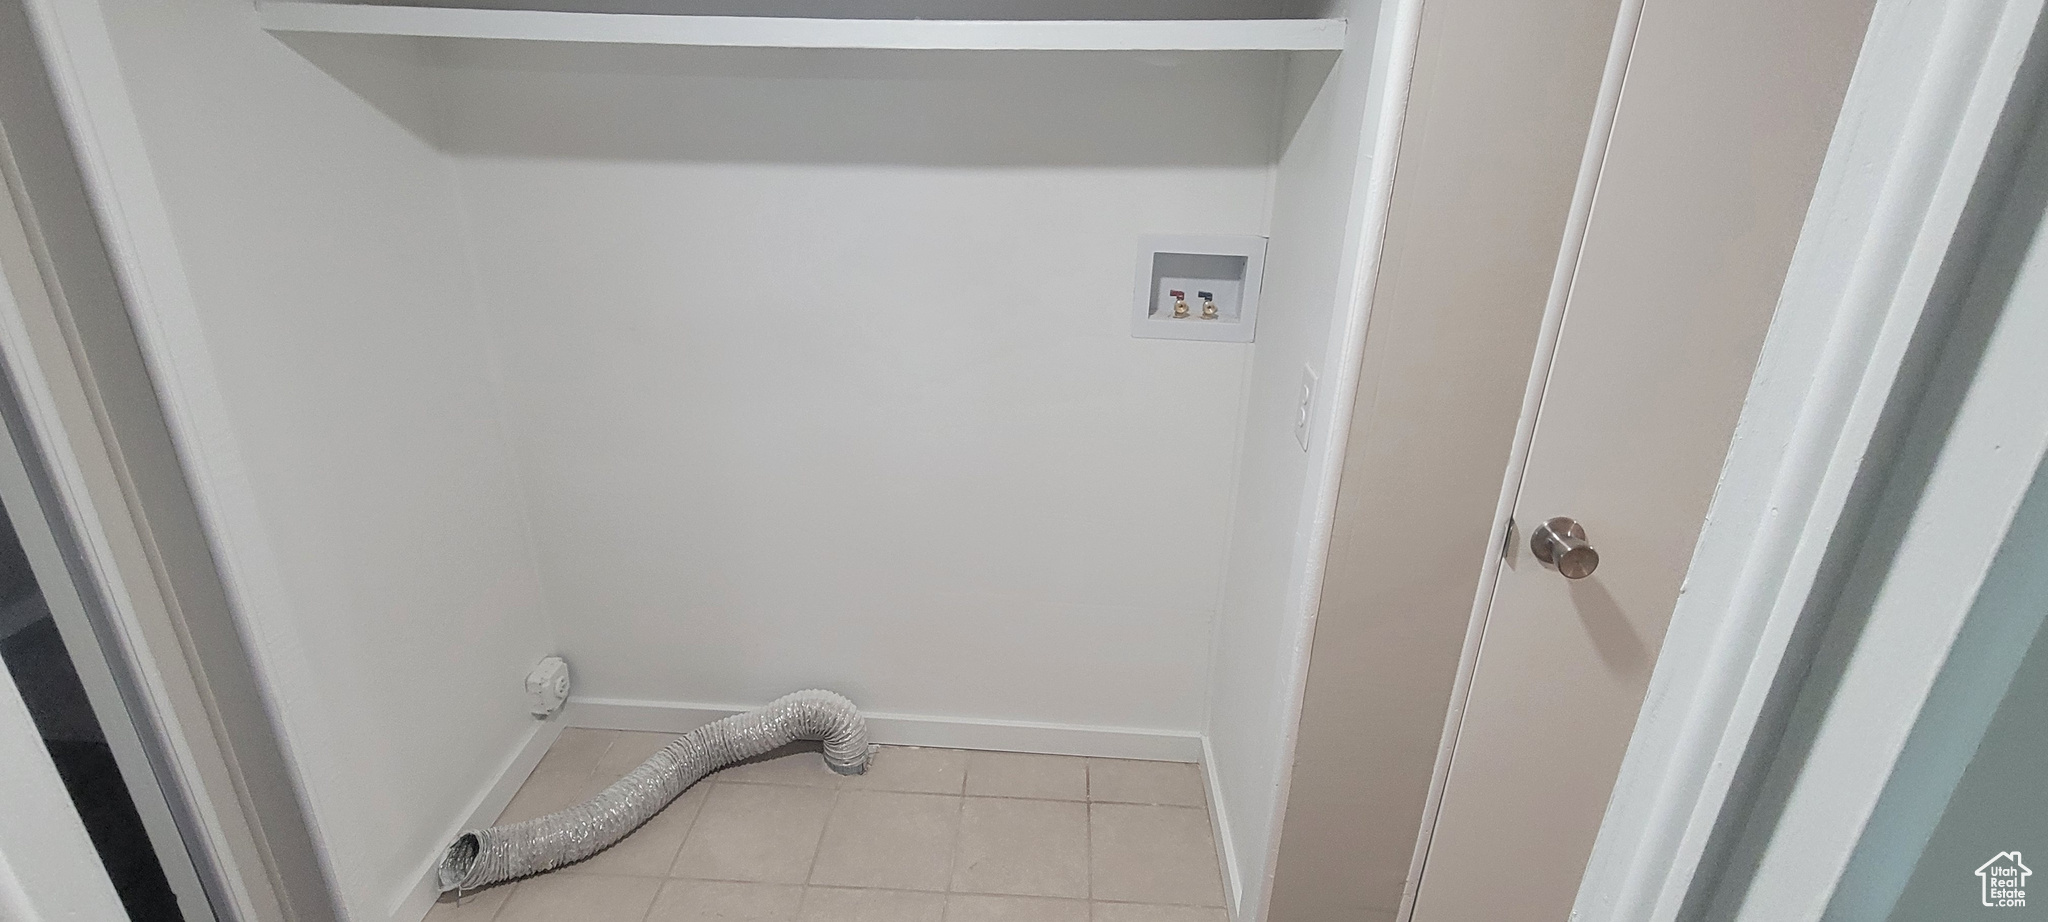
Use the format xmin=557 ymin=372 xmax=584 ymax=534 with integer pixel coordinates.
xmin=1086 ymin=799 xmax=1096 ymax=913
xmin=724 ymin=777 xmax=1204 ymax=808
xmin=940 ymin=795 xmax=965 ymax=905
xmin=950 ymin=760 xmax=977 ymax=922
xmin=1081 ymin=758 xmax=1097 ymax=913
xmin=536 ymin=874 xmax=1219 ymax=910
xmin=809 ymin=883 xmax=1120 ymax=900
xmin=650 ymin=759 xmax=717 ymax=909
xmin=1087 ymin=760 xmax=1098 ymax=916
xmin=596 ymin=732 xmax=663 ymax=922
xmin=797 ymin=771 xmax=846 ymax=908
xmin=942 ymin=759 xmax=967 ymax=901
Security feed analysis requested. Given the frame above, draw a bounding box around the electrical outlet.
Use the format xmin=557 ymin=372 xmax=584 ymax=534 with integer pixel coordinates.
xmin=1296 ymin=365 xmax=1317 ymax=451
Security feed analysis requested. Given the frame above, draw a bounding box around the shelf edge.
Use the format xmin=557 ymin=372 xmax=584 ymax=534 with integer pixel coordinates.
xmin=255 ymin=2 xmax=1347 ymax=51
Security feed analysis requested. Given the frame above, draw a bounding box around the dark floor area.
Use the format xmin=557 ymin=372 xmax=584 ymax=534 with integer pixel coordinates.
xmin=1 ymin=522 xmax=184 ymax=921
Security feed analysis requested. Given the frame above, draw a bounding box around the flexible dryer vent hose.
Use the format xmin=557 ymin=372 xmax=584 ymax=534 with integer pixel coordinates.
xmin=436 ymin=688 xmax=871 ymax=892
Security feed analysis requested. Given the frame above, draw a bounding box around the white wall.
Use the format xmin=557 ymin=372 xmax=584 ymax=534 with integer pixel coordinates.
xmin=54 ymin=5 xmax=1392 ymax=918
xmin=1201 ymin=2 xmax=1388 ymax=916
xmin=439 ymin=45 xmax=1280 ymax=732
xmin=79 ymin=4 xmax=555 ymax=919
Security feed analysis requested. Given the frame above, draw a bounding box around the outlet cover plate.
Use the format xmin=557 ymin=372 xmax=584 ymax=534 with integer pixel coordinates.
xmin=1132 ymin=234 xmax=1267 ymax=343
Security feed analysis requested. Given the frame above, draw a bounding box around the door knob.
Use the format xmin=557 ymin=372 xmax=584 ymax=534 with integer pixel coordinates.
xmin=1531 ymin=516 xmax=1599 ymax=579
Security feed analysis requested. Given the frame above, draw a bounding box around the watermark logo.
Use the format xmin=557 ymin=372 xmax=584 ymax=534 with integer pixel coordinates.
xmin=1977 ymin=852 xmax=2031 ymax=908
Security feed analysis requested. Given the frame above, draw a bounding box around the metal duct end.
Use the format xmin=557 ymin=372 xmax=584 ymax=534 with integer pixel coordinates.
xmin=829 ymin=746 xmax=878 ymax=776
xmin=437 ymin=834 xmax=480 ymax=891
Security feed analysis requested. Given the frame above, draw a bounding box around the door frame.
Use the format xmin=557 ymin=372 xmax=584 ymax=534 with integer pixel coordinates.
xmin=1706 ymin=61 xmax=2048 ymax=918
xmin=0 ymin=0 xmax=336 ymax=917
xmin=1512 ymin=0 xmax=2048 ymax=920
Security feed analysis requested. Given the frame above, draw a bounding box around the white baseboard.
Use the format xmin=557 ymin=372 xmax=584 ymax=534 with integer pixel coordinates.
xmin=1202 ymin=735 xmax=1244 ymax=921
xmin=387 ymin=718 xmax=563 ymax=922
xmin=562 ymin=696 xmax=1206 ymax=763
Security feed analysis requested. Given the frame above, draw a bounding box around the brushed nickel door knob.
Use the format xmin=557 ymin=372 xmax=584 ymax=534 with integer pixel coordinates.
xmin=1531 ymin=516 xmax=1599 ymax=579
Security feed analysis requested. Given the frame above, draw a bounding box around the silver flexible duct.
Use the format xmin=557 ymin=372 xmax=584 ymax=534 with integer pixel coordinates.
xmin=436 ymin=688 xmax=871 ymax=892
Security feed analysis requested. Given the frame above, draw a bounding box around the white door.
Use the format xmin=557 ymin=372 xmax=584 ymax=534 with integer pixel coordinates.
xmin=1408 ymin=0 xmax=1878 ymax=918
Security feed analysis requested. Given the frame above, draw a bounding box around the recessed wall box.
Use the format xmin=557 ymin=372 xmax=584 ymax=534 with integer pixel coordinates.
xmin=1132 ymin=234 xmax=1267 ymax=343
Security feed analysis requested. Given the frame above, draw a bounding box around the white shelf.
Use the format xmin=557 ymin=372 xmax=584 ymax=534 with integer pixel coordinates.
xmin=256 ymin=1 xmax=1345 ymax=52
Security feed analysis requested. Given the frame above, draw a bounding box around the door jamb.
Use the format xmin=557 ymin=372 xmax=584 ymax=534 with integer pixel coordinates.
xmin=1567 ymin=0 xmax=2048 ymax=919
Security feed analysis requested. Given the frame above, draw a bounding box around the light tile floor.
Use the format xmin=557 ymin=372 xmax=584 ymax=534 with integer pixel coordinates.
xmin=427 ymin=729 xmax=1228 ymax=922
